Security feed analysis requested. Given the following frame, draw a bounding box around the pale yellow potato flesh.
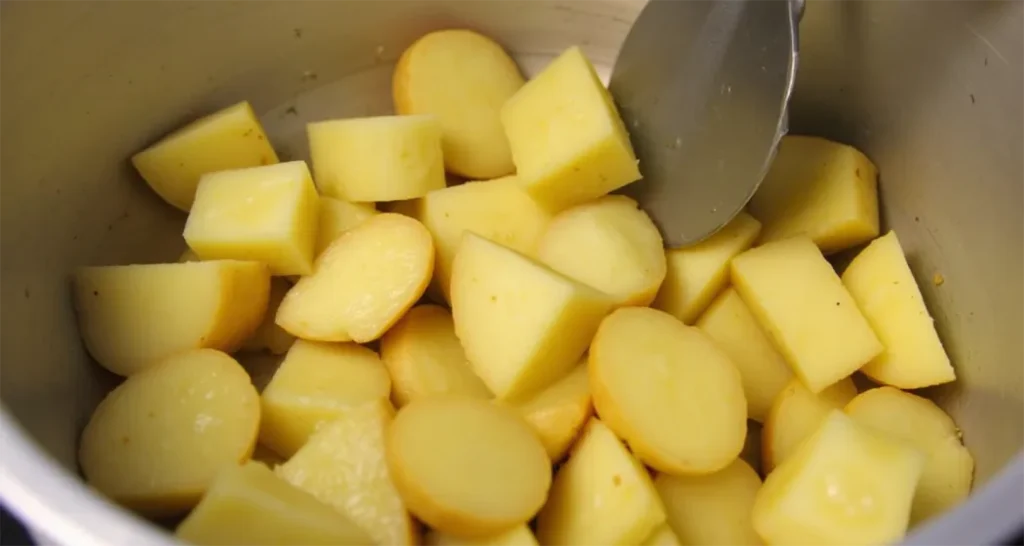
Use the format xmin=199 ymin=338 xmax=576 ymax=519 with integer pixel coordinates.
xmin=78 ymin=349 xmax=260 ymax=516
xmin=393 ymin=29 xmax=525 ymax=179
xmin=752 ymin=411 xmax=924 ymax=546
xmin=316 ymin=196 xmax=378 ymax=257
xmin=501 ymin=46 xmax=641 ymax=212
xmin=845 ymin=387 xmax=974 ymax=524
xmin=176 ymin=462 xmax=372 ymax=546
xmin=590 ymin=307 xmax=747 ymax=474
xmin=655 ymin=459 xmax=763 ymax=546
xmin=642 ymin=524 xmax=683 ymax=546
xmin=510 ymin=362 xmax=592 ymax=462
xmin=537 ymin=195 xmax=666 ymax=307
xmin=241 ymin=277 xmax=296 ymax=355
xmin=276 ymin=213 xmax=434 ymax=342
xmin=450 ymin=233 xmax=613 ymax=401
xmin=427 ymin=525 xmax=539 ymax=546
xmin=387 ymin=397 xmax=551 ymax=537
xmin=536 ymin=419 xmax=666 ymax=546
xmin=131 ymin=100 xmax=278 ymax=211
xmin=842 ymin=231 xmax=956 ymax=388
xmin=72 ymin=260 xmax=270 ymax=376
xmin=731 ymin=237 xmax=882 ymax=393
xmin=381 ymin=304 xmax=491 ymax=407
xmin=654 ymin=212 xmax=761 ymax=324
xmin=762 ymin=378 xmax=858 ymax=473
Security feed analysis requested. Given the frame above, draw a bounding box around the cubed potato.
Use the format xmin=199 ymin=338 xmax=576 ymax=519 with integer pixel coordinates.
xmin=697 ymin=287 xmax=793 ymax=423
xmin=259 ymin=340 xmax=391 ymax=458
xmin=393 ymin=29 xmax=524 ymax=179
xmin=536 ymin=419 xmax=666 ymax=546
xmin=655 ymin=460 xmax=762 ymax=546
xmin=427 ymin=525 xmax=539 ymax=546
xmin=731 ymin=237 xmax=882 ymax=393
xmin=387 ymin=397 xmax=551 ymax=537
xmin=654 ymin=212 xmax=761 ymax=324
xmin=308 ymin=115 xmax=445 ymax=202
xmin=537 ymin=195 xmax=666 ymax=307
xmin=752 ymin=411 xmax=924 ymax=546
xmin=762 ymin=378 xmax=858 ymax=473
xmin=241 ymin=278 xmax=296 ymax=355
xmin=183 ymin=161 xmax=319 ymax=276
xmin=590 ymin=307 xmax=747 ymax=474
xmin=79 ymin=349 xmax=259 ymax=516
xmin=176 ymin=461 xmax=372 ymax=546
xmin=450 ymin=233 xmax=613 ymax=400
xmin=841 ymin=231 xmax=955 ymax=388
xmin=381 ymin=304 xmax=491 ymax=407
xmin=316 ymin=197 xmax=378 ymax=257
xmin=72 ymin=260 xmax=270 ymax=376
xmin=501 ymin=46 xmax=641 ymax=212
xmin=276 ymin=213 xmax=433 ymax=342
xmin=509 ymin=362 xmax=592 ymax=462
xmin=845 ymin=387 xmax=974 ymax=524
xmin=749 ymin=135 xmax=879 ymax=254
xmin=642 ymin=525 xmax=682 ymax=546
xmin=131 ymin=101 xmax=278 ymax=211
xmin=277 ymin=400 xmax=419 ymax=546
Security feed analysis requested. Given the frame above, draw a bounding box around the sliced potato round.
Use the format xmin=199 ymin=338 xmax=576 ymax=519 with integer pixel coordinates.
xmin=78 ymin=349 xmax=259 ymax=516
xmin=590 ymin=307 xmax=746 ymax=474
xmin=387 ymin=396 xmax=551 ymax=537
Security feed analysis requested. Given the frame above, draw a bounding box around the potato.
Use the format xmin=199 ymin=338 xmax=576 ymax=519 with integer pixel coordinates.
xmin=394 ymin=29 xmax=525 ymax=179
xmin=176 ymin=461 xmax=372 ymax=546
xmin=642 ymin=525 xmax=682 ymax=546
xmin=752 ymin=411 xmax=924 ymax=546
xmin=179 ymin=249 xmax=201 ymax=262
xmin=277 ymin=400 xmax=419 ymax=546
xmin=731 ymin=237 xmax=882 ymax=393
xmin=387 ymin=397 xmax=551 ymax=537
xmin=510 ymin=362 xmax=592 ymax=462
xmin=501 ymin=46 xmax=641 ymax=212
xmin=841 ymin=231 xmax=956 ymax=388
xmin=308 ymin=115 xmax=445 ymax=202
xmin=697 ymin=287 xmax=793 ymax=423
xmin=72 ymin=260 xmax=269 ymax=376
xmin=590 ymin=307 xmax=747 ymax=474
xmin=536 ymin=419 xmax=666 ymax=546
xmin=79 ymin=349 xmax=259 ymax=516
xmin=654 ymin=212 xmax=761 ymax=324
xmin=259 ymin=340 xmax=391 ymax=458
xmin=381 ymin=304 xmax=491 ymax=407
xmin=845 ymin=387 xmax=973 ymax=524
xmin=316 ymin=196 xmax=378 ymax=257
xmin=276 ymin=213 xmax=433 ymax=342
xmin=655 ymin=460 xmax=762 ymax=546
xmin=241 ymin=278 xmax=295 ymax=355
xmin=450 ymin=233 xmax=613 ymax=400
xmin=762 ymin=377 xmax=858 ymax=473
xmin=749 ymin=135 xmax=879 ymax=254
xmin=427 ymin=525 xmax=539 ymax=546
xmin=131 ymin=101 xmax=278 ymax=211
xmin=537 ymin=195 xmax=666 ymax=307
xmin=250 ymin=443 xmax=286 ymax=468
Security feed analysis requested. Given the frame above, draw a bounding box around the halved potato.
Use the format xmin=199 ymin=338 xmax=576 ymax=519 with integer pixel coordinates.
xmin=426 ymin=525 xmax=539 ymax=546
xmin=762 ymin=377 xmax=858 ymax=473
xmin=510 ymin=362 xmax=592 ymax=462
xmin=315 ymin=196 xmax=378 ymax=257
xmin=655 ymin=459 xmax=762 ymax=546
xmin=241 ymin=277 xmax=295 ymax=355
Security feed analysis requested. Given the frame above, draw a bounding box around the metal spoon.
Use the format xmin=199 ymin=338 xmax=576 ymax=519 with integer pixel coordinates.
xmin=610 ymin=0 xmax=802 ymax=248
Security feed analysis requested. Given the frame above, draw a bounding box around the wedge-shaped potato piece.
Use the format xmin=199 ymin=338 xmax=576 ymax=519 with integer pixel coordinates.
xmin=381 ymin=305 xmax=491 ymax=407
xmin=388 ymin=397 xmax=551 ymax=537
xmin=394 ymin=29 xmax=524 ymax=179
xmin=655 ymin=212 xmax=761 ymax=324
xmin=308 ymin=115 xmax=445 ymax=202
xmin=752 ymin=411 xmax=924 ymax=546
xmin=451 ymin=233 xmax=613 ymax=400
xmin=79 ymin=349 xmax=259 ymax=516
xmin=316 ymin=197 xmax=378 ymax=257
xmin=260 ymin=340 xmax=391 ymax=458
xmin=762 ymin=378 xmax=858 ymax=473
xmin=277 ymin=400 xmax=419 ymax=546
xmin=655 ymin=460 xmax=762 ymax=546
xmin=731 ymin=237 xmax=882 ymax=393
xmin=501 ymin=46 xmax=640 ymax=212
xmin=241 ymin=278 xmax=295 ymax=355
xmin=510 ymin=363 xmax=592 ymax=462
xmin=131 ymin=101 xmax=278 ymax=211
xmin=276 ymin=213 xmax=433 ymax=342
xmin=590 ymin=307 xmax=747 ymax=474
xmin=537 ymin=195 xmax=666 ymax=307
xmin=842 ymin=231 xmax=955 ymax=388
xmin=749 ymin=135 xmax=879 ymax=254
xmin=845 ymin=387 xmax=973 ymax=524
xmin=176 ymin=461 xmax=372 ymax=546
xmin=642 ymin=525 xmax=682 ymax=546
xmin=536 ymin=419 xmax=666 ymax=545
xmin=73 ymin=260 xmax=270 ymax=376
xmin=427 ymin=525 xmax=539 ymax=546
xmin=697 ymin=288 xmax=793 ymax=422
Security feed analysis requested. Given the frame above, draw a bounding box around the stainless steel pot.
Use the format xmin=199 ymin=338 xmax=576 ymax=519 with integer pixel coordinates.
xmin=1 ymin=1 xmax=1020 ymax=545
